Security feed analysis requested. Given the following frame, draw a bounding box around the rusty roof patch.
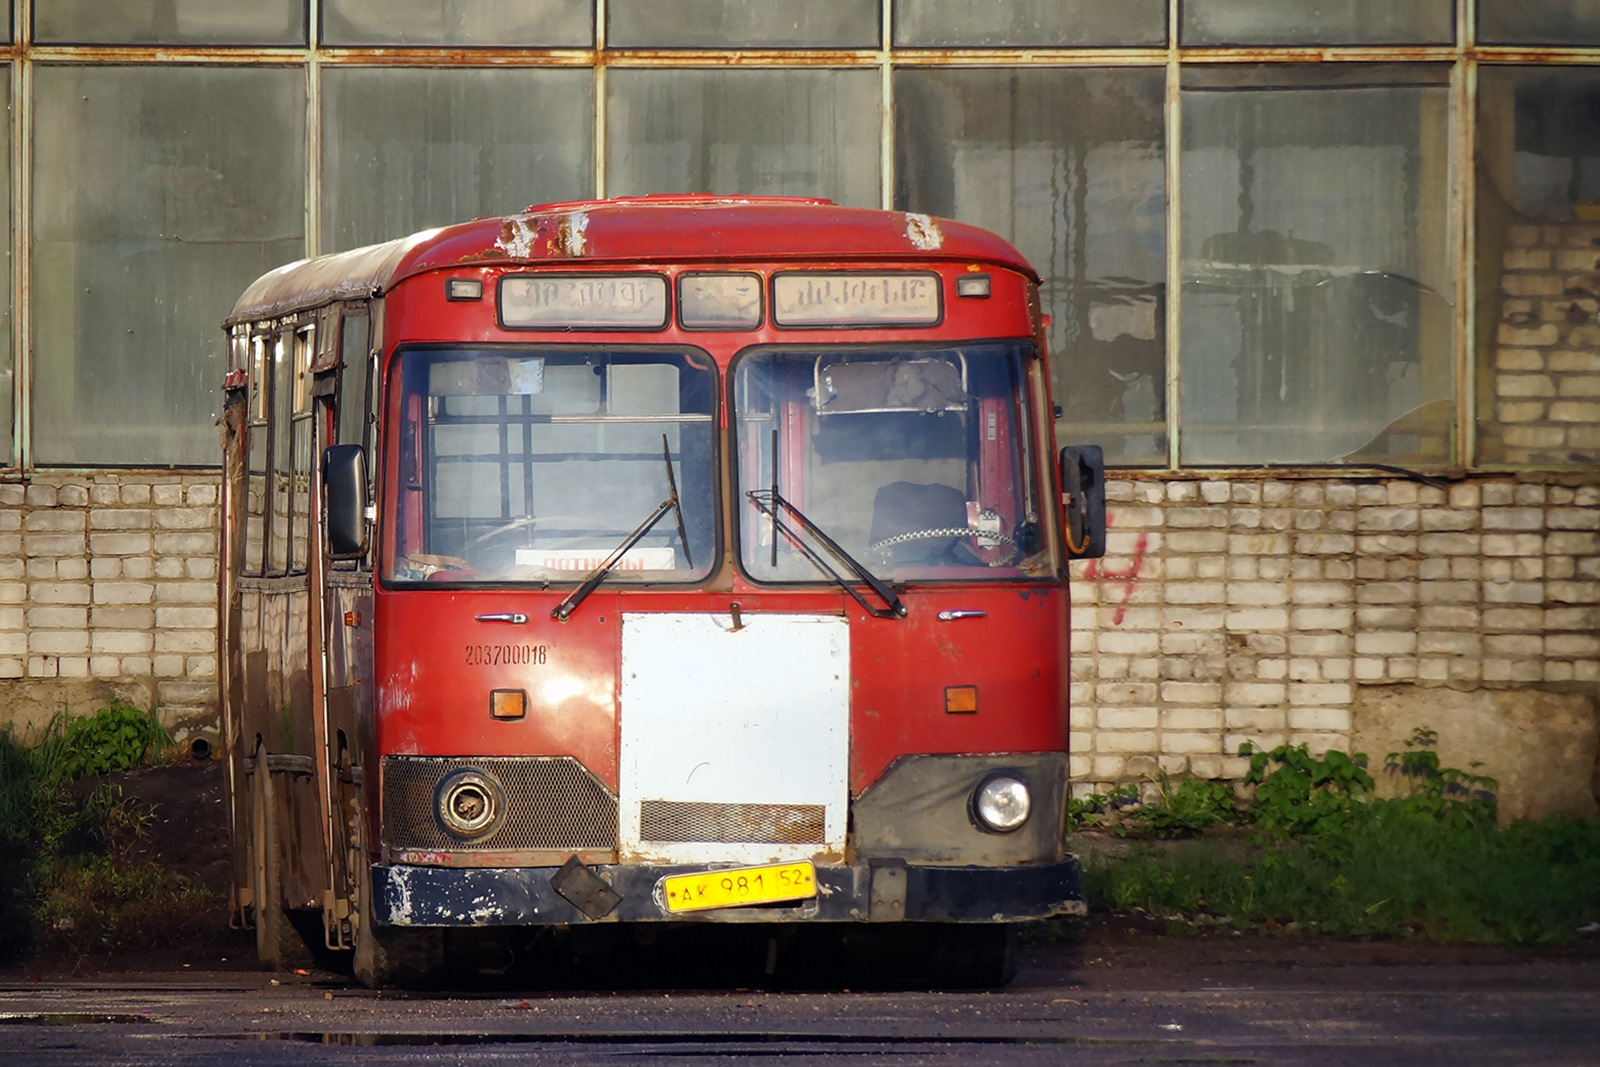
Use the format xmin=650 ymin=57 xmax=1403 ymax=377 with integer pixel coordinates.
xmin=905 ymin=212 xmax=943 ymax=251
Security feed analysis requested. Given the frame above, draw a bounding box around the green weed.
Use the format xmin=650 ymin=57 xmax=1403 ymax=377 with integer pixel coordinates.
xmin=1082 ymin=730 xmax=1600 ymax=945
xmin=0 ymin=703 xmax=201 ymax=963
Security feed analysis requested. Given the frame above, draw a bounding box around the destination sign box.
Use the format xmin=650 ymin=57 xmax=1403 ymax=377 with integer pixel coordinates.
xmin=772 ymin=272 xmax=940 ymax=327
xmin=501 ymin=274 xmax=669 ymax=329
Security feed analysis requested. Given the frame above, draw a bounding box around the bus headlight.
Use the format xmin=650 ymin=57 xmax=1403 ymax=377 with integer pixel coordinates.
xmin=972 ymin=774 xmax=1031 ymax=833
xmin=434 ymin=769 xmax=505 ymax=840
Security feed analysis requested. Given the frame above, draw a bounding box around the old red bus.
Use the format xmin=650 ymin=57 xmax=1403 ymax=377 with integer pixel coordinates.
xmin=218 ymin=196 xmax=1105 ymax=988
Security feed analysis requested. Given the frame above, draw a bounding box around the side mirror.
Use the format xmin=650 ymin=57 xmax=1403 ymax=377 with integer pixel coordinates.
xmin=323 ymin=444 xmax=368 ymax=560
xmin=1059 ymin=444 xmax=1106 ymax=560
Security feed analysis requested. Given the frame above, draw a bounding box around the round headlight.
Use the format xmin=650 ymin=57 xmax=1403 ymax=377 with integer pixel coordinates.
xmin=973 ymin=775 xmax=1031 ymax=833
xmin=434 ymin=769 xmax=505 ymax=840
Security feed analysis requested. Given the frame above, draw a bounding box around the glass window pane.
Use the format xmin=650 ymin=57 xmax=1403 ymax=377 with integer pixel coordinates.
xmin=610 ymin=0 xmax=877 ymax=48
xmin=894 ymin=0 xmax=1165 ymax=48
xmin=1477 ymin=68 xmax=1600 ymax=467
xmin=321 ymin=68 xmax=593 ymax=252
xmin=607 ymin=69 xmax=880 ymax=208
xmin=389 ymin=347 xmax=718 ymax=584
xmin=35 ymin=0 xmax=304 ymax=45
xmin=33 ymin=66 xmax=306 ymax=467
xmin=323 ymin=0 xmax=591 ymax=47
xmin=0 ymin=72 xmax=11 ymax=466
xmin=896 ymin=68 xmax=1167 ymax=465
xmin=1480 ymin=2 xmax=1600 ymax=46
xmin=1182 ymin=0 xmax=1452 ymax=46
xmin=1179 ymin=72 xmax=1454 ymax=465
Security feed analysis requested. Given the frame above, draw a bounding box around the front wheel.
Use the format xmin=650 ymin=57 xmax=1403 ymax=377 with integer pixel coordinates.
xmin=350 ymin=823 xmax=444 ymax=989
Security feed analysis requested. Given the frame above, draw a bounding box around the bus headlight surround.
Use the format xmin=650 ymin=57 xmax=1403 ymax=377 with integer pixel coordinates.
xmin=434 ymin=768 xmax=506 ymax=841
xmin=972 ymin=774 xmax=1031 ymax=833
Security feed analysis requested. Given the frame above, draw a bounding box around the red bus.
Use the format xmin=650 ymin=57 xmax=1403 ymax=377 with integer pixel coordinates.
xmin=218 ymin=196 xmax=1106 ymax=988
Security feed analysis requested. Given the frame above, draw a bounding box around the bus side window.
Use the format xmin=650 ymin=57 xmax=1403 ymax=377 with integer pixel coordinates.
xmin=244 ymin=331 xmax=270 ymax=576
xmin=338 ymin=308 xmax=371 ymax=450
xmin=269 ymin=328 xmax=294 ymax=576
xmin=290 ymin=325 xmax=315 ymax=576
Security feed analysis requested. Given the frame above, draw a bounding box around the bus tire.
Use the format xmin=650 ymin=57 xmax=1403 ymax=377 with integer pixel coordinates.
xmin=249 ymin=754 xmax=313 ymax=972
xmin=351 ymin=839 xmax=444 ymax=990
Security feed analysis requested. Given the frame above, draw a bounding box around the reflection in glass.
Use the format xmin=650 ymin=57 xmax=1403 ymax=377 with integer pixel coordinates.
xmin=1180 ymin=78 xmax=1454 ymax=465
xmin=323 ymin=0 xmax=591 ymax=47
xmin=733 ymin=345 xmax=1053 ymax=583
xmin=1479 ymin=1 xmax=1600 ymax=47
xmin=1181 ymin=0 xmax=1451 ymax=46
xmin=36 ymin=0 xmax=304 ymax=45
xmin=608 ymin=0 xmax=877 ymax=48
xmin=321 ymin=68 xmax=593 ymax=252
xmin=893 ymin=0 xmax=1165 ymax=47
xmin=387 ymin=347 xmax=717 ymax=585
xmin=895 ymin=68 xmax=1167 ymax=464
xmin=33 ymin=66 xmax=305 ymax=465
xmin=1476 ymin=68 xmax=1600 ymax=466
xmin=607 ymin=69 xmax=880 ymax=208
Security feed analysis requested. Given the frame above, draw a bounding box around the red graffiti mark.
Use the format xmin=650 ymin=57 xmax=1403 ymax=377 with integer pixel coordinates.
xmin=1081 ymin=513 xmax=1148 ymax=626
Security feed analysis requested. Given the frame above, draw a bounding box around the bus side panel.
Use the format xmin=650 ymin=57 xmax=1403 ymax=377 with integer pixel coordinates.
xmin=848 ymin=585 xmax=1069 ymax=796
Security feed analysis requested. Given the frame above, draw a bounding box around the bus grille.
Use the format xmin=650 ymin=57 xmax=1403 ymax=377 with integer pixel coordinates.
xmin=381 ymin=756 xmax=617 ymax=852
xmin=639 ymin=800 xmax=826 ymax=844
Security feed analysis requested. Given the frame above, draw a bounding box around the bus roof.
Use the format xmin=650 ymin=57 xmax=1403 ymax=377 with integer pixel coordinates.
xmin=223 ymin=196 xmax=1037 ymax=328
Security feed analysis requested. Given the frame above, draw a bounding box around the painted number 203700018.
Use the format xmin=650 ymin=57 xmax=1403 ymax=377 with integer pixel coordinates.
xmin=464 ymin=644 xmax=547 ymax=666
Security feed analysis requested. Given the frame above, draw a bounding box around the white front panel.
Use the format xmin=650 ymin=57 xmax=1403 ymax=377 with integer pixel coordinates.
xmin=619 ymin=613 xmax=849 ymax=865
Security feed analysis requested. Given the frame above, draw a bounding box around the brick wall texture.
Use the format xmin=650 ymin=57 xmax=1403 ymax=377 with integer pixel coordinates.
xmin=1069 ymin=475 xmax=1600 ymax=788
xmin=3 ymin=474 xmax=219 ymax=723
xmin=5 ymin=470 xmax=1598 ymax=788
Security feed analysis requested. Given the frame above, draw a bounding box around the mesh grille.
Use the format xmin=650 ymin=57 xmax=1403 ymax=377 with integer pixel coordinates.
xmin=639 ymin=800 xmax=826 ymax=844
xmin=381 ymin=756 xmax=617 ymax=852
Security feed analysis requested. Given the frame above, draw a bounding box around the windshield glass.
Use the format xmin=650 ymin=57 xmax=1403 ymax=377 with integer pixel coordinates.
xmin=386 ymin=346 xmax=716 ymax=585
xmin=733 ymin=343 xmax=1051 ymax=584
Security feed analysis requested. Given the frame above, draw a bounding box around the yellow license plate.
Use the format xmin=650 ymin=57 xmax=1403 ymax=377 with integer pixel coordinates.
xmin=661 ymin=861 xmax=818 ymax=913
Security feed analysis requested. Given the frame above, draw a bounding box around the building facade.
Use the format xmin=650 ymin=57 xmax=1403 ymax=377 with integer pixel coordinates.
xmin=4 ymin=1 xmax=1598 ymax=811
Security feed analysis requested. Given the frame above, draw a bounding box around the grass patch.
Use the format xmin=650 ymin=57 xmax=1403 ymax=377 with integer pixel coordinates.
xmin=0 ymin=702 xmax=219 ymax=963
xmin=1079 ymin=731 xmax=1600 ymax=945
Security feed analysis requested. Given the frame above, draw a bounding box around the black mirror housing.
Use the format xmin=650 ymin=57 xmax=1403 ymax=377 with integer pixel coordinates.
xmin=323 ymin=443 xmax=368 ymax=560
xmin=1058 ymin=444 xmax=1107 ymax=560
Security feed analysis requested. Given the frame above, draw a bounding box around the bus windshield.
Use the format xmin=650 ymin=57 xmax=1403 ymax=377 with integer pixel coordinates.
xmin=386 ymin=346 xmax=716 ymax=585
xmin=732 ymin=343 xmax=1052 ymax=584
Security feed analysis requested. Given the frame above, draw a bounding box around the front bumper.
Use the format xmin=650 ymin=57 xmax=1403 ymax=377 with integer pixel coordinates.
xmin=374 ymin=857 xmax=1085 ymax=927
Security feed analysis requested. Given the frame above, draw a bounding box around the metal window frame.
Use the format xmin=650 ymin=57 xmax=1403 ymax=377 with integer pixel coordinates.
xmin=2 ymin=0 xmax=1598 ymax=472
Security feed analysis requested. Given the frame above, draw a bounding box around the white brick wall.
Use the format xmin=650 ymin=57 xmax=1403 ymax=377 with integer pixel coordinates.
xmin=1068 ymin=475 xmax=1600 ymax=789
xmin=2 ymin=474 xmax=218 ymax=721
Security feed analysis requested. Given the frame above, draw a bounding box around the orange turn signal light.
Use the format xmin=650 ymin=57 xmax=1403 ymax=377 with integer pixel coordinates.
xmin=944 ymin=685 xmax=979 ymax=714
xmin=490 ymin=689 xmax=527 ymax=720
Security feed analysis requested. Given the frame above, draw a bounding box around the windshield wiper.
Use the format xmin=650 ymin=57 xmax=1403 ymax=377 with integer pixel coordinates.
xmin=745 ymin=487 xmax=906 ymax=620
xmin=551 ymin=436 xmax=693 ymax=622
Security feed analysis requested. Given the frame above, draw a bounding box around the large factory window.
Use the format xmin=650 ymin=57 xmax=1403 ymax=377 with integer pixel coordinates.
xmin=606 ymin=68 xmax=881 ymax=208
xmin=31 ymin=65 xmax=305 ymax=466
xmin=34 ymin=0 xmax=305 ymax=45
xmin=891 ymin=0 xmax=1166 ymax=48
xmin=607 ymin=0 xmax=877 ymax=48
xmin=1479 ymin=1 xmax=1600 ymax=47
xmin=895 ymin=66 xmax=1168 ymax=465
xmin=1476 ymin=67 xmax=1600 ymax=467
xmin=320 ymin=67 xmax=594 ymax=253
xmin=1178 ymin=66 xmax=1454 ymax=466
xmin=1181 ymin=0 xmax=1453 ymax=47
xmin=321 ymin=0 xmax=591 ymax=47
